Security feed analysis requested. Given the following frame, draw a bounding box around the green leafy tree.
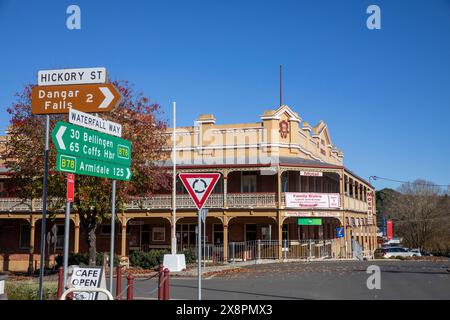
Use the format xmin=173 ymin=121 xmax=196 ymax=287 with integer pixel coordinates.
xmin=5 ymin=81 xmax=170 ymax=265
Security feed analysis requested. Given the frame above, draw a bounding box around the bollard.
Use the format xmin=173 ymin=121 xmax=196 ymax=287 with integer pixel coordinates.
xmin=57 ymin=267 xmax=64 ymax=299
xmin=116 ymin=266 xmax=122 ymax=300
xmin=163 ymin=268 xmax=170 ymax=300
xmin=126 ymin=275 xmax=134 ymax=300
xmin=158 ymin=265 xmax=164 ymax=300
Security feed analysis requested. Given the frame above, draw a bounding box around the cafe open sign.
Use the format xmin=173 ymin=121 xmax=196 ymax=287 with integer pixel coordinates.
xmin=69 ymin=266 xmax=106 ymax=300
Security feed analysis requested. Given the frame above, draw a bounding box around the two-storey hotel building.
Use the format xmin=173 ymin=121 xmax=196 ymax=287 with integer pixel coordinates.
xmin=0 ymin=105 xmax=377 ymax=271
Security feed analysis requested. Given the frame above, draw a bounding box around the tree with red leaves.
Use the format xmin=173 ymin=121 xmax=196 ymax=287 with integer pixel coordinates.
xmin=5 ymin=81 xmax=170 ymax=266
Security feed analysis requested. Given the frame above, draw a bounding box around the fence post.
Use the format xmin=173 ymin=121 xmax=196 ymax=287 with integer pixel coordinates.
xmin=57 ymin=266 xmax=63 ymax=299
xmin=116 ymin=266 xmax=122 ymax=300
xmin=231 ymin=242 xmax=235 ymax=263
xmin=126 ymin=275 xmax=134 ymax=300
xmin=163 ymin=268 xmax=170 ymax=300
xmin=283 ymin=239 xmax=287 ymax=260
xmin=309 ymin=240 xmax=312 ymax=260
xmin=257 ymin=240 xmax=261 ymax=260
xmin=158 ymin=265 xmax=164 ymax=300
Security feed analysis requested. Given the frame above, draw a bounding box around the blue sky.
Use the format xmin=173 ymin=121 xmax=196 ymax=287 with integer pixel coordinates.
xmin=0 ymin=0 xmax=449 ymax=190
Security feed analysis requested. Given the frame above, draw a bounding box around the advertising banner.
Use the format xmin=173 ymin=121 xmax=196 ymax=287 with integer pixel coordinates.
xmin=285 ymin=192 xmax=341 ymax=209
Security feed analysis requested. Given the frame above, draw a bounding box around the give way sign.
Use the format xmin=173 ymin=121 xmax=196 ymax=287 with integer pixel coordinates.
xmin=178 ymin=173 xmax=221 ymax=210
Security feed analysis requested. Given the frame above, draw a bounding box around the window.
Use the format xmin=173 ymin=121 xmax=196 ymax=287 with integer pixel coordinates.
xmin=349 ymin=178 xmax=354 ymax=197
xmin=245 ymin=224 xmax=257 ymax=241
xmin=213 ymin=224 xmax=223 ymax=244
xmin=19 ymin=224 xmax=30 ymax=249
xmin=101 ymin=224 xmax=111 ymax=235
xmin=56 ymin=224 xmax=64 ymax=249
xmin=177 ymin=224 xmax=196 ymax=248
xmin=141 ymin=224 xmax=150 ymax=245
xmin=241 ymin=172 xmax=257 ymax=193
xmin=261 ymin=225 xmax=272 ymax=240
xmin=282 ymin=224 xmax=289 ymax=241
xmin=152 ymin=227 xmax=166 ymax=242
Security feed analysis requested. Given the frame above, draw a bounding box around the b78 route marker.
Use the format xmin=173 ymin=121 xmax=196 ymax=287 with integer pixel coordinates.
xmin=51 ymin=122 xmax=131 ymax=166
xmin=56 ymin=153 xmax=132 ymax=181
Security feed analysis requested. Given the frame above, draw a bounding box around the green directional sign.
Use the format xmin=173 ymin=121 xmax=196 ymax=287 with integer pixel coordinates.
xmin=51 ymin=121 xmax=131 ymax=166
xmin=297 ymin=218 xmax=322 ymax=226
xmin=56 ymin=153 xmax=132 ymax=181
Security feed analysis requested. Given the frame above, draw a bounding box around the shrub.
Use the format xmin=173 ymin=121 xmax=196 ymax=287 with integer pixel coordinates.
xmin=182 ymin=247 xmax=196 ymax=264
xmin=55 ymin=253 xmax=89 ymax=267
xmin=129 ymin=249 xmax=169 ymax=269
xmin=5 ymin=281 xmax=58 ymax=300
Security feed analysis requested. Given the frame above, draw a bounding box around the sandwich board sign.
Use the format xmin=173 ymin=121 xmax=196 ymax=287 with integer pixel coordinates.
xmin=68 ymin=266 xmax=107 ymax=300
xmin=178 ymin=173 xmax=220 ymax=209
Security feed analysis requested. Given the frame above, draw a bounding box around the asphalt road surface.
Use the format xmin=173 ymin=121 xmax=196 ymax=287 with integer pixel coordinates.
xmin=118 ymin=260 xmax=450 ymax=300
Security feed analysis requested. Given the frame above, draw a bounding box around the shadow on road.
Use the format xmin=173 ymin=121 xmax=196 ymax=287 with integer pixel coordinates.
xmin=170 ymin=283 xmax=312 ymax=300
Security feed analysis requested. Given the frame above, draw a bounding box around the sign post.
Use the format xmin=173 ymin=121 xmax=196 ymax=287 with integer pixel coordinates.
xmin=109 ymin=180 xmax=116 ymax=293
xmin=178 ymin=173 xmax=220 ymax=300
xmin=37 ymin=115 xmax=50 ymax=300
xmin=63 ymin=173 xmax=75 ymax=288
xmin=34 ymin=67 xmax=121 ymax=300
xmin=201 ymin=209 xmax=208 ymax=269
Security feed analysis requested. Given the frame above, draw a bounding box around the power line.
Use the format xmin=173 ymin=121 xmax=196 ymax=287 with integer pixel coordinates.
xmin=370 ymin=176 xmax=450 ymax=188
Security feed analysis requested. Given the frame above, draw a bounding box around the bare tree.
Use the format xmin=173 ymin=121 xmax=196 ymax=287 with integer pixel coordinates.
xmin=386 ymin=179 xmax=450 ymax=252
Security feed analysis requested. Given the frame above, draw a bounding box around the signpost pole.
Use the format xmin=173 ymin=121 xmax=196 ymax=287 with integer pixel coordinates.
xmin=109 ymin=180 xmax=116 ymax=293
xmin=203 ymin=217 xmax=206 ymax=269
xmin=38 ymin=114 xmax=50 ymax=300
xmin=63 ymin=200 xmax=70 ymax=288
xmin=172 ymin=101 xmax=177 ymax=254
xmin=198 ymin=209 xmax=202 ymax=300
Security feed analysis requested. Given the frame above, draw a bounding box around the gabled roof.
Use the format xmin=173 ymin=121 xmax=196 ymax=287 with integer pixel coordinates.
xmin=312 ymin=121 xmax=332 ymax=146
xmin=260 ymin=105 xmax=301 ymax=122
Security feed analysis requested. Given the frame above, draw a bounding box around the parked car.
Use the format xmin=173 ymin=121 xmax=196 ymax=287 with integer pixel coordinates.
xmin=383 ymin=247 xmax=417 ymax=258
xmin=374 ymin=248 xmax=386 ymax=259
xmin=408 ymin=249 xmax=422 ymax=257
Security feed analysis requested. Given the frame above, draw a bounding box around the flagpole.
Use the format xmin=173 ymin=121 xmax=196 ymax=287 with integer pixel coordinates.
xmin=172 ymin=101 xmax=177 ymax=254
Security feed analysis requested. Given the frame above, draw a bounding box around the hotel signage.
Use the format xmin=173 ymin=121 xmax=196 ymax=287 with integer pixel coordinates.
xmin=284 ymin=211 xmax=340 ymax=218
xmin=300 ymin=171 xmax=323 ymax=177
xmin=367 ymin=190 xmax=374 ymax=224
xmin=285 ymin=192 xmax=341 ymax=209
xmin=298 ymin=218 xmax=322 ymax=226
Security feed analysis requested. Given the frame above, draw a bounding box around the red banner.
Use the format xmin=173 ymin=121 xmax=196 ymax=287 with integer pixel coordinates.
xmin=387 ymin=219 xmax=393 ymax=240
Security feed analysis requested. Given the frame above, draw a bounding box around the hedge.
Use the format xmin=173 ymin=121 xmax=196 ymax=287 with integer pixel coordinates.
xmin=5 ymin=281 xmax=58 ymax=300
xmin=129 ymin=249 xmax=169 ymax=269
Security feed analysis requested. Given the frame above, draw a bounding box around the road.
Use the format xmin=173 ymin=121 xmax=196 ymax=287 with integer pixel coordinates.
xmin=117 ymin=260 xmax=450 ymax=300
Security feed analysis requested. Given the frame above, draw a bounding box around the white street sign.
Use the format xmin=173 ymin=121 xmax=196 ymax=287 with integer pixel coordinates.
xmin=201 ymin=209 xmax=208 ymax=223
xmin=69 ymin=108 xmax=122 ymax=137
xmin=38 ymin=67 xmax=107 ymax=86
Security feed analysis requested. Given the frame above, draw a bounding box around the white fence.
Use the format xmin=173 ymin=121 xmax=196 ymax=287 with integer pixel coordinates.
xmin=179 ymin=239 xmax=346 ymax=263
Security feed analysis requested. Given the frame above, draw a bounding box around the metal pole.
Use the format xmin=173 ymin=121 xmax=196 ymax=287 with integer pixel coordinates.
xmin=63 ymin=200 xmax=70 ymax=288
xmin=197 ymin=209 xmax=202 ymax=300
xmin=109 ymin=180 xmax=116 ymax=293
xmin=38 ymin=114 xmax=50 ymax=300
xmin=203 ymin=218 xmax=206 ymax=269
xmin=172 ymin=101 xmax=177 ymax=254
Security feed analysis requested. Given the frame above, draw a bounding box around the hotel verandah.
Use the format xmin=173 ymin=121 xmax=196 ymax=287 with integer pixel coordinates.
xmin=0 ymin=105 xmax=377 ymax=272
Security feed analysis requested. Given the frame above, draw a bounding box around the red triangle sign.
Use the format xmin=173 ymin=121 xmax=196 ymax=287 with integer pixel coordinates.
xmin=179 ymin=173 xmax=221 ymax=210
